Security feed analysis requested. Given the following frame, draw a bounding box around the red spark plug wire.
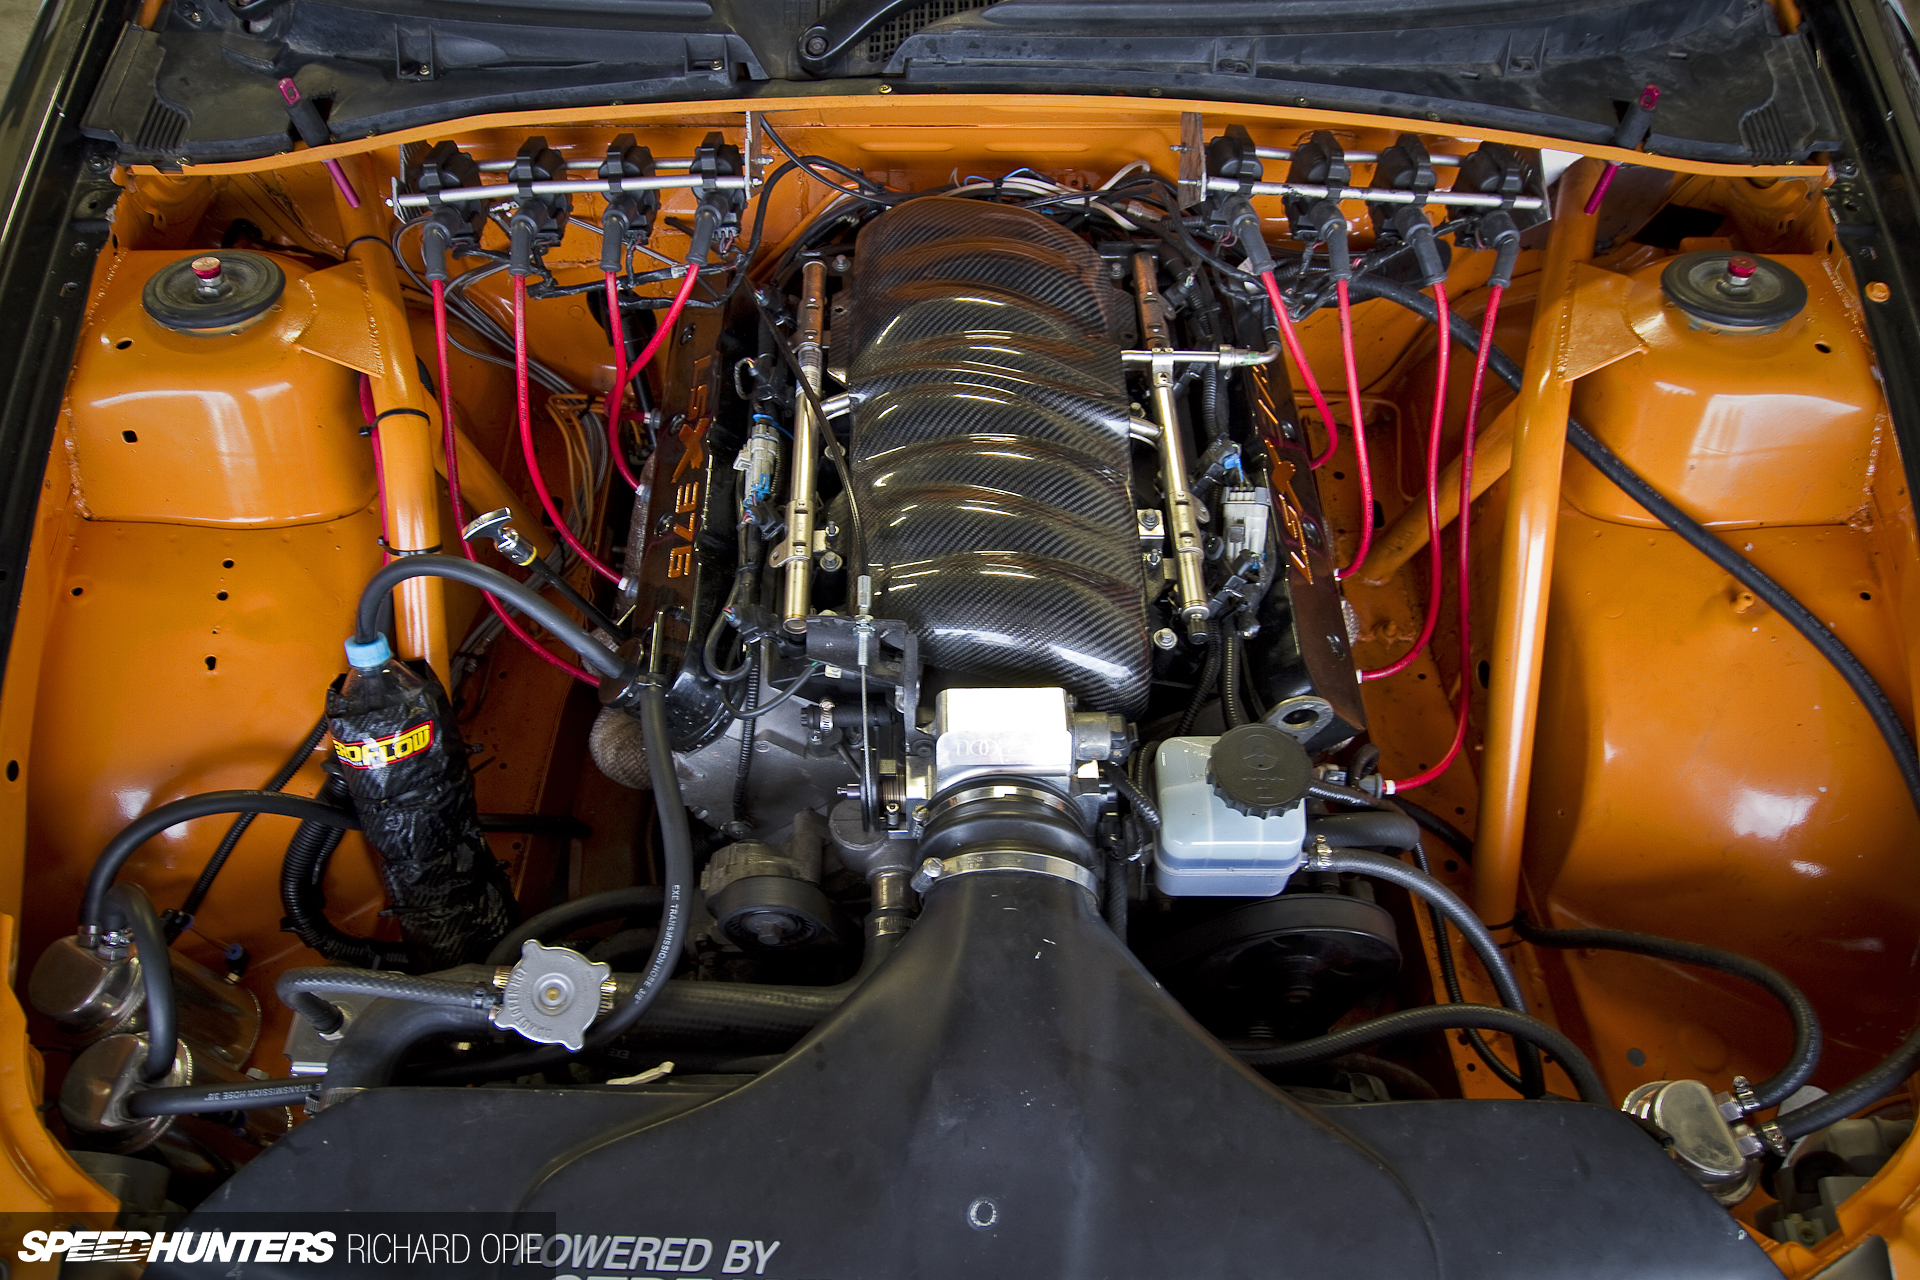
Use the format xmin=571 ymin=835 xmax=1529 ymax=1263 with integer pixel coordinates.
xmin=1332 ymin=276 xmax=1375 ymax=581
xmin=513 ymin=273 xmax=622 ymax=585
xmin=1361 ymin=280 xmax=1452 ymax=683
xmin=607 ymin=266 xmax=700 ymax=494
xmin=434 ymin=279 xmax=596 ymax=685
xmin=1258 ymin=269 xmax=1342 ymax=469
xmin=1389 ymin=284 xmax=1504 ymax=792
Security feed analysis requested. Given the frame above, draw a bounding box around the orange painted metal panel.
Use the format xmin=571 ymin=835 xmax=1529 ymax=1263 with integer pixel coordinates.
xmin=1568 ymin=256 xmax=1884 ymax=530
xmin=66 ymin=252 xmax=373 ymax=527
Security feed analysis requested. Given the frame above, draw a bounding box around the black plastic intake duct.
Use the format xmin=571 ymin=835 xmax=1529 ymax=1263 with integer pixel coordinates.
xmin=187 ymin=868 xmax=1772 ymax=1278
xmin=842 ymin=197 xmax=1152 ymax=715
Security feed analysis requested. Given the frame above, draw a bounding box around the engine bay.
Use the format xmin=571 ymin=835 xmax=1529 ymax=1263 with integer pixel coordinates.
xmin=6 ymin=95 xmax=1919 ymax=1276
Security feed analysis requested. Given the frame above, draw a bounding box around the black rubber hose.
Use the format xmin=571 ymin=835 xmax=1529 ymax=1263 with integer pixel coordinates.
xmin=1229 ymin=1004 xmax=1607 ymax=1105
xmin=127 ymin=1078 xmax=312 ymax=1118
xmin=484 ymin=886 xmax=665 ymax=967
xmin=1316 ymin=848 xmax=1545 ymax=1097
xmin=1176 ymin=623 xmax=1224 ymax=735
xmin=1393 ymin=797 xmax=1474 ymax=860
xmin=1221 ymin=632 xmax=1250 ymax=728
xmin=1100 ymin=761 xmax=1162 ymax=832
xmin=1517 ymin=918 xmax=1821 ymax=1111
xmin=1305 ymin=811 xmax=1422 ymax=851
xmin=103 ymin=884 xmax=175 ymax=1083
xmin=1777 ymin=1027 xmax=1920 ymax=1139
xmin=82 ymin=791 xmax=361 ymax=933
xmin=173 ymin=715 xmax=328 ymax=934
xmin=1305 ymin=778 xmax=1383 ymax=809
xmin=277 ymin=967 xmax=495 ymax=1037
xmin=1305 ymin=794 xmax=1512 ymax=1097
xmin=279 ymin=775 xmax=412 ymax=971
xmin=321 ymin=998 xmax=495 ymax=1092
xmin=408 ymin=679 xmax=695 ymax=1082
xmin=1414 ymin=840 xmax=1531 ymax=1095
xmin=581 ymin=681 xmax=692 ymax=1043
xmin=417 ymin=923 xmax=911 ymax=1084
xmin=353 ymin=555 xmax=624 ymax=678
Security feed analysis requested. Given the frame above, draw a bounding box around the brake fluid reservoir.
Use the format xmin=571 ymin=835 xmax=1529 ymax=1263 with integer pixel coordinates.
xmin=1154 ymin=726 xmax=1309 ymax=897
xmin=1567 ymin=250 xmax=1878 ymax=528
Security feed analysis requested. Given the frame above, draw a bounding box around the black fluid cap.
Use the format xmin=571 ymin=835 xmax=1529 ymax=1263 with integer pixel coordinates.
xmin=1208 ymin=724 xmax=1313 ymax=819
xmin=1660 ymin=251 xmax=1808 ymax=333
xmin=141 ymin=250 xmax=285 ymax=333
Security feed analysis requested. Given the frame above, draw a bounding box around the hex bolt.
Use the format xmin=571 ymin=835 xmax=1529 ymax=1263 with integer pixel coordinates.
xmin=1153 ymin=628 xmax=1179 ymax=650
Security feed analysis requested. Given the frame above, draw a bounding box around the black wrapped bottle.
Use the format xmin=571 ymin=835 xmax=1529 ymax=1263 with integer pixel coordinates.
xmin=325 ymin=635 xmax=516 ymax=969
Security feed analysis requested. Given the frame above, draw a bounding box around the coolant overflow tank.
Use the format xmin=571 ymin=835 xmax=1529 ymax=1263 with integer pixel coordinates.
xmin=1154 ymin=727 xmax=1309 ymax=896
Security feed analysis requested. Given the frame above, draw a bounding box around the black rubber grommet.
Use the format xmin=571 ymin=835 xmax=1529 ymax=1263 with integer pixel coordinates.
xmin=142 ymin=250 xmax=286 ymax=333
xmin=1659 ymin=251 xmax=1808 ymax=333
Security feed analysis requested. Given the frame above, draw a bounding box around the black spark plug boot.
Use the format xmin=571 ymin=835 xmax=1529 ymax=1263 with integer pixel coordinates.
xmin=1387 ymin=207 xmax=1448 ymax=288
xmin=1477 ymin=210 xmax=1523 ymax=290
xmin=1310 ymin=200 xmax=1352 ymax=283
xmin=1222 ymin=197 xmax=1276 ymax=275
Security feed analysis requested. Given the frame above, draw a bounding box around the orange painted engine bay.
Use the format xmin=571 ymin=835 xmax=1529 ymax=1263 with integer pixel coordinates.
xmin=3 ymin=99 xmax=1918 ymax=1276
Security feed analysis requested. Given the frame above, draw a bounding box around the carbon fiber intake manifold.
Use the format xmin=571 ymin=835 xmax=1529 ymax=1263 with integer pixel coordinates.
xmin=842 ymin=198 xmax=1151 ymax=716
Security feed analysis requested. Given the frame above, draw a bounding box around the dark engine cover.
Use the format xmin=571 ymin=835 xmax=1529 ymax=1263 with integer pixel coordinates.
xmin=192 ymin=872 xmax=1775 ymax=1280
xmin=843 ymin=198 xmax=1151 ymax=716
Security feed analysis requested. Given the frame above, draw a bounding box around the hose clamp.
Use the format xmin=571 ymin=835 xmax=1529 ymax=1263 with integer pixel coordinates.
xmin=911 ymin=849 xmax=1100 ymax=899
xmin=923 ymin=782 xmax=1080 ymax=830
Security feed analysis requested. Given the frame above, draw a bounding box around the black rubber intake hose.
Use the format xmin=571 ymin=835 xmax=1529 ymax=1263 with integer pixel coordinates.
xmin=127 ymin=1078 xmax=312 ymax=1118
xmin=1517 ymin=918 xmax=1821 ymax=1113
xmin=103 ymin=884 xmax=175 ymax=1084
xmin=1306 ymin=811 xmax=1421 ymax=851
xmin=278 ymin=968 xmax=495 ymax=1038
xmin=1230 ymin=1004 xmax=1607 ymax=1105
xmin=485 ymin=886 xmax=665 ymax=968
xmin=81 ymin=791 xmax=360 ymax=933
xmin=352 ymin=555 xmax=624 ymax=679
xmin=1313 ymin=849 xmax=1544 ymax=1097
xmin=279 ymin=776 xmax=411 ymax=971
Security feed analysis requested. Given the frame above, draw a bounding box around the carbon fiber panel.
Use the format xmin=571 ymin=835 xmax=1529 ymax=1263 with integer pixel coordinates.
xmin=846 ymin=199 xmax=1150 ymax=715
